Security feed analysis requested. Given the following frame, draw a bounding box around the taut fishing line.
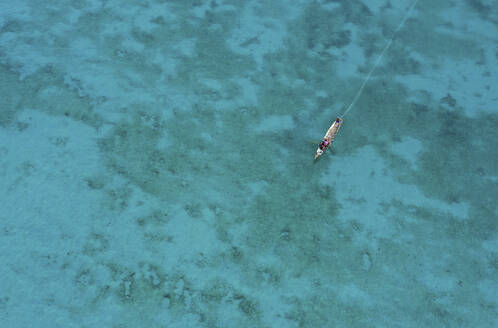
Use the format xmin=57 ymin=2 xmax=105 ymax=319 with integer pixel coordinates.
xmin=340 ymin=0 xmax=419 ymax=118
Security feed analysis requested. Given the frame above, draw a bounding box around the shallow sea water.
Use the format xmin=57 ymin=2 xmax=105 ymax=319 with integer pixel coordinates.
xmin=0 ymin=0 xmax=497 ymax=327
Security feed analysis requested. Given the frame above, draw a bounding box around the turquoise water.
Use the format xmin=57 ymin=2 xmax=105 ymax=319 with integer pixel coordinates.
xmin=1 ymin=0 xmax=497 ymax=327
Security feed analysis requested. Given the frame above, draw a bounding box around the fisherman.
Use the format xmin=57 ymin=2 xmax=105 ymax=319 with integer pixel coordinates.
xmin=314 ymin=117 xmax=342 ymax=160
xmin=319 ymin=139 xmax=329 ymax=150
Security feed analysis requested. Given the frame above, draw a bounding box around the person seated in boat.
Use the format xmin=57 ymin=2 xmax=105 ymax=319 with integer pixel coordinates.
xmin=319 ymin=139 xmax=329 ymax=150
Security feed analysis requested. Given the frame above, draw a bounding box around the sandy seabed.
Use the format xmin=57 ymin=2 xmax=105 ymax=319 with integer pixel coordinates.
xmin=0 ymin=1 xmax=497 ymax=327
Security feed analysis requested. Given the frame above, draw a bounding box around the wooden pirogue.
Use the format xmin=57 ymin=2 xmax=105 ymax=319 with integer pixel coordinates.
xmin=314 ymin=117 xmax=342 ymax=160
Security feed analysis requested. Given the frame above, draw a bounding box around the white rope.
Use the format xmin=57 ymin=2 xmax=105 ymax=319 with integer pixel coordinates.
xmin=341 ymin=0 xmax=419 ymax=118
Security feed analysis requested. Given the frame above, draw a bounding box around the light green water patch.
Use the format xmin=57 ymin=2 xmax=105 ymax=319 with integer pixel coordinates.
xmin=73 ymin=261 xmax=175 ymax=326
xmin=298 ymin=1 xmax=356 ymax=51
xmin=199 ymin=278 xmax=263 ymax=326
xmin=281 ymin=8 xmax=351 ymax=84
xmin=283 ymin=294 xmax=371 ymax=328
xmin=412 ymin=111 xmax=497 ymax=202
xmin=373 ymin=198 xmax=497 ymax=325
xmin=97 ymin=98 xmax=300 ymax=214
xmin=170 ymin=26 xmax=256 ymax=91
xmin=72 ymin=259 xmax=268 ymax=327
xmin=98 ymin=109 xmax=167 ymax=199
xmin=0 ymin=65 xmax=23 ymax=127
xmin=394 ymin=3 xmax=482 ymax=62
xmin=0 ymin=64 xmax=102 ymax=128
xmin=463 ymin=0 xmax=498 ymax=25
